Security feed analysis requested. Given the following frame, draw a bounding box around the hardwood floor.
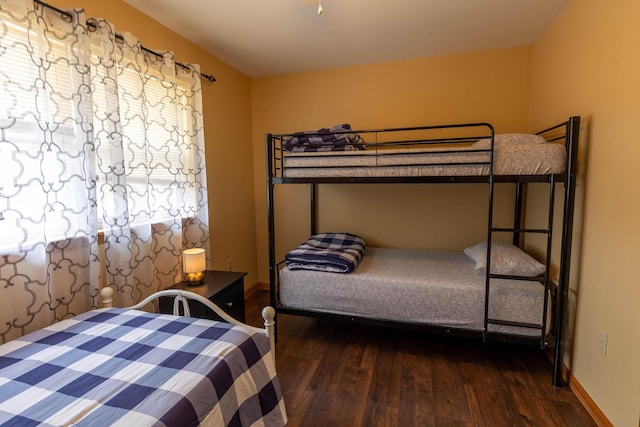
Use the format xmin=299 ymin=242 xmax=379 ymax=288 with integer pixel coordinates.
xmin=246 ymin=290 xmax=596 ymax=427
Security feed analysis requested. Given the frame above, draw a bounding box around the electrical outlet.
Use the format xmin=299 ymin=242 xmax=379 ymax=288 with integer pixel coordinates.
xmin=598 ymin=331 xmax=608 ymax=355
xmin=227 ymin=259 xmax=232 ymax=272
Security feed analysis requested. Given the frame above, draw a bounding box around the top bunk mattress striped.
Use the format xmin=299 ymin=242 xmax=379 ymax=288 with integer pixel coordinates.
xmin=280 ymin=139 xmax=566 ymax=178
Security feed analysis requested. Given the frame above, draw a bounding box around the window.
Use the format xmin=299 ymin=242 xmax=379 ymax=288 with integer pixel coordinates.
xmin=88 ymin=18 xmax=207 ymax=235
xmin=0 ymin=17 xmax=91 ymax=253
xmin=0 ymin=14 xmax=204 ymax=252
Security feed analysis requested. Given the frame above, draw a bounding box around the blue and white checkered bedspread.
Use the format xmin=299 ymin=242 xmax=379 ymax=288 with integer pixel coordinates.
xmin=0 ymin=308 xmax=287 ymax=427
xmin=285 ymin=232 xmax=365 ymax=273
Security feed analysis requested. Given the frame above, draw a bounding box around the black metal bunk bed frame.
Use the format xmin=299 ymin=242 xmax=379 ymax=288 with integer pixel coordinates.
xmin=266 ymin=117 xmax=580 ymax=386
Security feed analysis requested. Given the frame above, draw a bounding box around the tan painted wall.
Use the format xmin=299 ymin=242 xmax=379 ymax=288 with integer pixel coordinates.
xmin=529 ymin=1 xmax=640 ymax=426
xmin=251 ymin=47 xmax=533 ymax=283
xmin=49 ymin=0 xmax=259 ymax=290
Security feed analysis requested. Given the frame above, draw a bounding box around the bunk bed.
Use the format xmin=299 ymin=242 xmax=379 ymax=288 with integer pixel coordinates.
xmin=0 ymin=288 xmax=287 ymax=426
xmin=266 ymin=117 xmax=580 ymax=386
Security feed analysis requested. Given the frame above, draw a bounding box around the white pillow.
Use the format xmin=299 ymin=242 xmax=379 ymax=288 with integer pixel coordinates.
xmin=463 ymin=241 xmax=545 ymax=277
xmin=472 ymin=133 xmax=546 ymax=149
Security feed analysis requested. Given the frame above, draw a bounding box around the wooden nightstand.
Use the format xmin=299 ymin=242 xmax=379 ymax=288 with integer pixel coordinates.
xmin=159 ymin=270 xmax=247 ymax=322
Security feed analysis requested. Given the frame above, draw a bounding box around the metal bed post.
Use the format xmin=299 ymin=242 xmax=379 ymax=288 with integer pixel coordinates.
xmin=542 ymin=175 xmax=556 ymax=349
xmin=265 ymin=134 xmax=278 ymax=313
xmin=513 ymin=183 xmax=525 ymax=246
xmin=552 ymin=116 xmax=580 ymax=386
xmin=310 ymin=184 xmax=317 ymax=235
xmin=483 ymin=126 xmax=496 ymax=342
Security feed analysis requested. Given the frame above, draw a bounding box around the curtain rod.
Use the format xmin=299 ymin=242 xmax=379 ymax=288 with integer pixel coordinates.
xmin=34 ymin=0 xmax=216 ymax=83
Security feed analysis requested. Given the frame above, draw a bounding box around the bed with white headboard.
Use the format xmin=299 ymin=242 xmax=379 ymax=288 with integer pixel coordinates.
xmin=0 ymin=287 xmax=287 ymax=426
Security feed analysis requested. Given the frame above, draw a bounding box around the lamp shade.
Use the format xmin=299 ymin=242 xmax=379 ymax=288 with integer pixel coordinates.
xmin=183 ymin=248 xmax=206 ymax=273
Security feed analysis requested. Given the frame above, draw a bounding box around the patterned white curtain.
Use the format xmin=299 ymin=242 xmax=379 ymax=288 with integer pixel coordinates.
xmin=89 ymin=20 xmax=209 ymax=307
xmin=0 ymin=1 xmax=98 ymax=342
xmin=0 ymin=0 xmax=210 ymax=338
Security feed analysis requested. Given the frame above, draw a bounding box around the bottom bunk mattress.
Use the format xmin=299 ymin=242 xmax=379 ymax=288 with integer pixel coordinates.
xmin=0 ymin=308 xmax=287 ymax=427
xmin=279 ymin=247 xmax=550 ymax=337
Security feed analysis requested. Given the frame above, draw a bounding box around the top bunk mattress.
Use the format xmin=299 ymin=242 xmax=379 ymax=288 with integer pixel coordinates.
xmin=280 ymin=140 xmax=566 ymax=178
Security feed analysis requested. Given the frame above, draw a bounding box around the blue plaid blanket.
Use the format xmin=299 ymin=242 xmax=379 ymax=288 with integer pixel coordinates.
xmin=0 ymin=308 xmax=287 ymax=427
xmin=285 ymin=232 xmax=366 ymax=273
xmin=282 ymin=123 xmax=366 ymax=152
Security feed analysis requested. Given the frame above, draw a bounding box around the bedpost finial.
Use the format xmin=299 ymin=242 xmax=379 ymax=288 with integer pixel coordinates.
xmin=262 ymin=306 xmax=276 ymax=323
xmin=261 ymin=306 xmax=277 ymax=363
xmin=100 ymin=286 xmax=114 ymax=308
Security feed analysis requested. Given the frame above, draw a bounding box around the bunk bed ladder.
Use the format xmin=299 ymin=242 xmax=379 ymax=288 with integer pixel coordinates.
xmin=485 ymin=177 xmax=557 ymax=346
xmin=484 ymin=170 xmax=557 ymax=347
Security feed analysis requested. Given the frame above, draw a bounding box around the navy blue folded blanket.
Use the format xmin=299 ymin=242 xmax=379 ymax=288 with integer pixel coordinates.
xmin=282 ymin=123 xmax=366 ymax=152
xmin=285 ymin=232 xmax=366 ymax=273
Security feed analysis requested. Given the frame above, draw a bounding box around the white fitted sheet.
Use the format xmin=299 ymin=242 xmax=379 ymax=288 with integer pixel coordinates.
xmin=279 ymin=247 xmax=550 ymax=336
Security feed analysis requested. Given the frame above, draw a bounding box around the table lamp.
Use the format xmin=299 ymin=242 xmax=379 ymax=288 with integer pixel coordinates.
xmin=183 ymin=248 xmax=206 ymax=285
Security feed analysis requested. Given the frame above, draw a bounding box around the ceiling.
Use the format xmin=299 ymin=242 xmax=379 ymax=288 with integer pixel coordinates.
xmin=122 ymin=0 xmax=570 ymax=78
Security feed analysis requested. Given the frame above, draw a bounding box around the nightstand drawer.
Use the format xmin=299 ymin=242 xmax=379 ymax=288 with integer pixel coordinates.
xmin=211 ymin=282 xmax=245 ymax=322
xmin=158 ymin=270 xmax=246 ymax=323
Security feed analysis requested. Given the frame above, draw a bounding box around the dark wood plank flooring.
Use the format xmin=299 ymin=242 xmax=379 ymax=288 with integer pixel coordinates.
xmin=246 ymin=291 xmax=596 ymax=427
